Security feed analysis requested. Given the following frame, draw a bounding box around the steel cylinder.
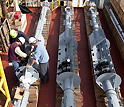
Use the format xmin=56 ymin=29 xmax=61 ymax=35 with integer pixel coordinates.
xmin=64 ymin=78 xmax=74 ymax=107
xmin=103 ymin=80 xmax=120 ymax=107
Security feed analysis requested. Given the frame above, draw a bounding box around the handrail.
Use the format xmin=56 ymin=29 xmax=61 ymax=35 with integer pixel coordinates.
xmin=0 ymin=9 xmax=2 ymax=17
xmin=24 ymin=0 xmax=40 ymax=7
xmin=0 ymin=0 xmax=40 ymax=17
xmin=6 ymin=0 xmax=10 ymax=9
xmin=52 ymin=0 xmax=60 ymax=11
xmin=0 ymin=57 xmax=11 ymax=107
xmin=0 ymin=0 xmax=11 ymax=18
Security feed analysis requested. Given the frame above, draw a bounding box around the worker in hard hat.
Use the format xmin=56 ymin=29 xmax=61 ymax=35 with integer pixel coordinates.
xmin=9 ymin=29 xmax=29 ymax=53
xmin=9 ymin=29 xmax=29 ymax=44
xmin=26 ymin=37 xmax=49 ymax=84
xmin=8 ymin=37 xmax=28 ymax=80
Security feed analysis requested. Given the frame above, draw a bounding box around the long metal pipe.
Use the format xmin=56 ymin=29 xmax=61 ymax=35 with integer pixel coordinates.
xmin=103 ymin=79 xmax=121 ymax=106
xmin=27 ymin=0 xmax=50 ymax=70
xmin=34 ymin=0 xmax=50 ymax=44
xmin=88 ymin=3 xmax=122 ymax=107
xmin=57 ymin=1 xmax=81 ymax=107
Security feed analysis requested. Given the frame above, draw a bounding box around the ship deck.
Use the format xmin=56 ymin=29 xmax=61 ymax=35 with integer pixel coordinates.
xmin=0 ymin=6 xmax=124 ymax=107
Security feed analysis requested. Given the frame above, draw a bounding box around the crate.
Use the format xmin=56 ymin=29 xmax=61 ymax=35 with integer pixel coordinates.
xmin=11 ymin=79 xmax=40 ymax=107
xmin=0 ymin=18 xmax=11 ymax=52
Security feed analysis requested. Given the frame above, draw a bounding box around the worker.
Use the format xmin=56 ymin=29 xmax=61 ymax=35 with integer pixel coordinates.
xmin=8 ymin=37 xmax=27 ymax=80
xmin=9 ymin=29 xmax=29 ymax=53
xmin=26 ymin=37 xmax=49 ymax=84
xmin=9 ymin=29 xmax=29 ymax=44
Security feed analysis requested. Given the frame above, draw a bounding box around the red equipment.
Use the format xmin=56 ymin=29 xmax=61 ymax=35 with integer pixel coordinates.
xmin=14 ymin=11 xmax=21 ymax=19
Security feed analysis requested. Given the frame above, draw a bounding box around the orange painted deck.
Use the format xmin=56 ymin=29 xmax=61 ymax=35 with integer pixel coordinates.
xmin=0 ymin=6 xmax=124 ymax=107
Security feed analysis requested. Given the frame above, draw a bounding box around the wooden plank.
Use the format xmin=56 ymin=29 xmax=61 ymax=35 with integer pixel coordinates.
xmin=0 ymin=38 xmax=3 ymax=51
xmin=29 ymin=89 xmax=38 ymax=98
xmin=0 ymin=18 xmax=11 ymax=52
xmin=27 ymin=78 xmax=40 ymax=106
xmin=2 ymin=25 xmax=10 ymax=46
xmin=0 ymin=29 xmax=8 ymax=52
xmin=1 ymin=19 xmax=10 ymax=46
xmin=14 ymin=87 xmax=25 ymax=100
xmin=27 ymin=102 xmax=37 ymax=107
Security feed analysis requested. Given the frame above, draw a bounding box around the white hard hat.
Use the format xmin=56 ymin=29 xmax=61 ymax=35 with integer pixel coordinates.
xmin=29 ymin=37 xmax=37 ymax=44
xmin=18 ymin=37 xmax=25 ymax=44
